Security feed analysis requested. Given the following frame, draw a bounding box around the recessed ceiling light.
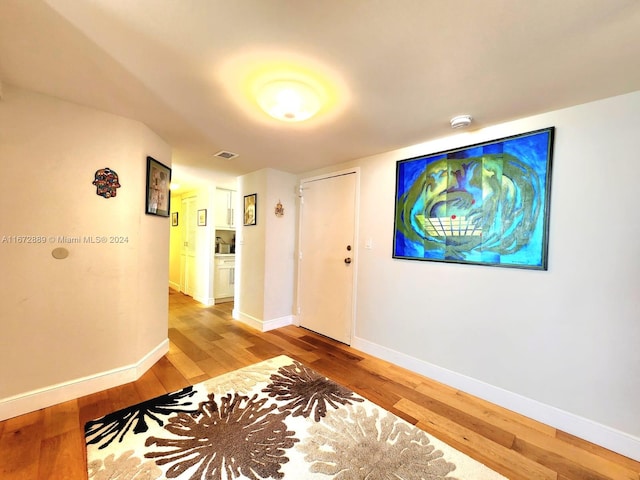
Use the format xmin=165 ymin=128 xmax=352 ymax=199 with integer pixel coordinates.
xmin=450 ymin=115 xmax=473 ymax=129
xmin=256 ymin=80 xmax=322 ymax=122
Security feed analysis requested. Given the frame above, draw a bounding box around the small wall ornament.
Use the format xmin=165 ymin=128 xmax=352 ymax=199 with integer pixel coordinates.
xmin=93 ymin=167 xmax=121 ymax=198
xmin=275 ymin=200 xmax=284 ymax=217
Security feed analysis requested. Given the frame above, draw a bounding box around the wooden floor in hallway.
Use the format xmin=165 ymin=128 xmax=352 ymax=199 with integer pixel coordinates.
xmin=0 ymin=289 xmax=638 ymax=479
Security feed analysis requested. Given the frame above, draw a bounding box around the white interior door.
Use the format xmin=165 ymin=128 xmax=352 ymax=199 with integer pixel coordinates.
xmin=298 ymin=171 xmax=357 ymax=344
xmin=180 ymin=196 xmax=197 ymax=297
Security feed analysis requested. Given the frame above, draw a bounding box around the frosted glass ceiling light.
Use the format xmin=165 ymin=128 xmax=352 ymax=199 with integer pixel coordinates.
xmin=257 ymin=80 xmax=322 ymax=122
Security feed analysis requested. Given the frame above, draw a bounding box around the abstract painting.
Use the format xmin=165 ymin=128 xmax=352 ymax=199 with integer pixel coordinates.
xmin=393 ymin=127 xmax=554 ymax=269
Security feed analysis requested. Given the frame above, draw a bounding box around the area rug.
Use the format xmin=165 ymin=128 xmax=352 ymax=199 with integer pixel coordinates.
xmin=85 ymin=355 xmax=506 ymax=479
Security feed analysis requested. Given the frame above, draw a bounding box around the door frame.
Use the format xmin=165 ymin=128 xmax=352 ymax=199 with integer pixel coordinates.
xmin=295 ymin=167 xmax=360 ymax=344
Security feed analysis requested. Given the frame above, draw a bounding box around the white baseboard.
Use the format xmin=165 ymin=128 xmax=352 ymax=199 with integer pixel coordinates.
xmin=194 ymin=294 xmax=215 ymax=306
xmin=215 ymin=296 xmax=234 ymax=304
xmin=0 ymin=339 xmax=169 ymax=422
xmin=351 ymin=336 xmax=640 ymax=462
xmin=136 ymin=339 xmax=170 ymax=378
xmin=169 ymin=281 xmax=180 ymax=291
xmin=233 ymin=310 xmax=293 ymax=332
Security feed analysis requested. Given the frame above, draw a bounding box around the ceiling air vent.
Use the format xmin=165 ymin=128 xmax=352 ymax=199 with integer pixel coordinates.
xmin=214 ymin=150 xmax=239 ymax=160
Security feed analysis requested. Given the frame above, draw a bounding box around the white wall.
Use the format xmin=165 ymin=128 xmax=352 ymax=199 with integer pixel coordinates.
xmin=263 ymin=169 xmax=297 ymax=321
xmin=236 ymin=168 xmax=297 ymax=330
xmin=237 ymin=170 xmax=267 ymax=322
xmin=323 ymin=91 xmax=640 ymax=459
xmin=192 ymin=187 xmax=215 ymax=305
xmin=0 ymin=86 xmax=171 ymax=419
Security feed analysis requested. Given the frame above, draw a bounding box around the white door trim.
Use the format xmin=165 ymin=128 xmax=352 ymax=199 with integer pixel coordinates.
xmin=295 ymin=167 xmax=360 ymax=344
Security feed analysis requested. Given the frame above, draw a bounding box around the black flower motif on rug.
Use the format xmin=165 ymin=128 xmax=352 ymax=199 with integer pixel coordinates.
xmin=85 ymin=386 xmax=199 ymax=449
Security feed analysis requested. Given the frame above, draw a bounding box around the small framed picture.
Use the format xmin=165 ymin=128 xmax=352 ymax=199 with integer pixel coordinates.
xmin=145 ymin=156 xmax=171 ymax=217
xmin=244 ymin=193 xmax=257 ymax=226
xmin=171 ymin=212 xmax=179 ymax=226
xmin=197 ymin=209 xmax=207 ymax=226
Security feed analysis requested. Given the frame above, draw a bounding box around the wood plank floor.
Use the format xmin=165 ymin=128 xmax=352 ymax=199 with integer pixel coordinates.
xmin=0 ymin=289 xmax=638 ymax=479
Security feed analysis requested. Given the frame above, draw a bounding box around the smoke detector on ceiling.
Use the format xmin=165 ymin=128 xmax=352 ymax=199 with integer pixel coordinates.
xmin=214 ymin=150 xmax=239 ymax=160
xmin=450 ymin=115 xmax=473 ymax=129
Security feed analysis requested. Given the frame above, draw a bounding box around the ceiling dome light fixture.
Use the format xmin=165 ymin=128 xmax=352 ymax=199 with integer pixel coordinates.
xmin=256 ymin=79 xmax=322 ymax=122
xmin=450 ymin=114 xmax=473 ymax=129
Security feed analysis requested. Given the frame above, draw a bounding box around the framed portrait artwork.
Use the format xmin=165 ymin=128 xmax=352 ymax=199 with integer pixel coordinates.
xmin=244 ymin=193 xmax=257 ymax=226
xmin=145 ymin=156 xmax=171 ymax=217
xmin=393 ymin=127 xmax=555 ymax=270
xmin=171 ymin=212 xmax=179 ymax=226
xmin=197 ymin=209 xmax=207 ymax=226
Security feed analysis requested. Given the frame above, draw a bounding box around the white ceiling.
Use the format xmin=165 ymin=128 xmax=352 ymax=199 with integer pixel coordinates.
xmin=1 ymin=0 xmax=639 ymax=190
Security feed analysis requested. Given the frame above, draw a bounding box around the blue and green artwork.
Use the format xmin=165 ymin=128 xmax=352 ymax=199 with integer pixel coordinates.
xmin=393 ymin=127 xmax=554 ymax=269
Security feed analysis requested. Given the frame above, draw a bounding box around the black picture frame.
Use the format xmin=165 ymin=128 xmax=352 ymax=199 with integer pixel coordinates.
xmin=197 ymin=209 xmax=207 ymax=226
xmin=393 ymin=127 xmax=554 ymax=270
xmin=145 ymin=156 xmax=171 ymax=217
xmin=244 ymin=193 xmax=257 ymax=226
xmin=171 ymin=212 xmax=179 ymax=226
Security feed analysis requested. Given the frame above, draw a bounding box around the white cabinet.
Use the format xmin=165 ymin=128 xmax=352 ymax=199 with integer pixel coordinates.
xmin=215 ymin=255 xmax=235 ymax=301
xmin=215 ymin=188 xmax=236 ymax=229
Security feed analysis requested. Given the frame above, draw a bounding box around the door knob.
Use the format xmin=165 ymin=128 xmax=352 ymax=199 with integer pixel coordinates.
xmin=344 ymin=257 xmax=352 ymax=264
